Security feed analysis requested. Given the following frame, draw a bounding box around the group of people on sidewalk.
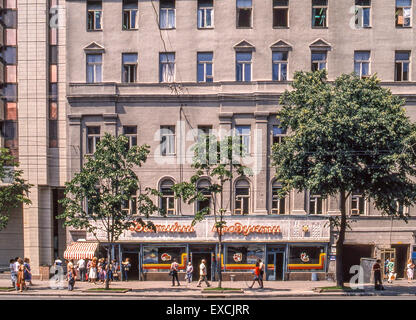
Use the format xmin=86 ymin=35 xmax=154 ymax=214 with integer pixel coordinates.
xmin=9 ymin=257 xmax=32 ymax=292
xmin=372 ymin=258 xmax=415 ymax=290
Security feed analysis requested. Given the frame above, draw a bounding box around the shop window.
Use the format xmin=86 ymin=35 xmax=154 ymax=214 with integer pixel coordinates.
xmin=122 ymin=53 xmax=138 ymax=83
xmin=396 ymin=0 xmax=412 ymax=27
xmin=86 ymin=126 xmax=101 ymax=154
xmin=122 ymin=0 xmax=138 ymax=30
xmin=226 ymin=245 xmax=264 ymax=270
xmin=355 ymin=0 xmax=371 ymax=28
xmin=288 ymin=245 xmax=325 ymax=271
xmin=395 ymin=51 xmax=410 ymax=81
xmin=309 ymin=193 xmax=323 ymax=214
xmin=143 ymin=246 xmax=186 ymax=272
xmin=236 ymin=0 xmax=252 ymax=28
xmin=234 ymin=179 xmax=250 ymax=214
xmin=198 ymin=0 xmax=214 ymax=28
xmin=197 ymin=52 xmax=213 ymax=83
xmin=354 ymin=51 xmax=371 ymax=78
xmin=160 ymin=179 xmax=176 ymax=215
xmin=86 ymin=53 xmax=102 ymax=83
xmin=272 ymin=51 xmax=288 ymax=81
xmin=351 ymin=191 xmax=365 ymax=215
xmin=87 ymin=1 xmax=102 ymax=31
xmin=123 ymin=126 xmax=137 ymax=149
xmin=159 ymin=53 xmax=175 ymax=83
xmin=160 ymin=125 xmax=175 ymax=156
xmin=196 ymin=179 xmax=211 ymax=213
xmin=273 ymin=0 xmax=289 ymax=28
xmin=271 ymin=181 xmax=286 ymax=214
xmin=312 ymin=0 xmax=327 ymax=28
xmin=311 ymin=51 xmax=327 ymax=71
xmin=160 ymin=0 xmax=175 ymax=29
xmin=236 ymin=51 xmax=252 ymax=82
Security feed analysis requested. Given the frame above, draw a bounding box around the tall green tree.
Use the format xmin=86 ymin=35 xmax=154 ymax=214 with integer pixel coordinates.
xmin=0 ymin=148 xmax=32 ymax=231
xmin=58 ymin=133 xmax=160 ymax=289
xmin=272 ymin=70 xmax=416 ymax=287
xmin=172 ymin=134 xmax=252 ymax=288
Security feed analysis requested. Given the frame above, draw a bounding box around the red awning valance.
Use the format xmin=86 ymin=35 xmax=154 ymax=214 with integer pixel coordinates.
xmin=63 ymin=242 xmax=99 ymax=260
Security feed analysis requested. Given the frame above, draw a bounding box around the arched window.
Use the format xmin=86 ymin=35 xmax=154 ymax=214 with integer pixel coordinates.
xmin=271 ymin=181 xmax=286 ymax=214
xmin=234 ymin=179 xmax=250 ymax=214
xmin=196 ymin=179 xmax=211 ymax=213
xmin=159 ymin=179 xmax=176 ymax=215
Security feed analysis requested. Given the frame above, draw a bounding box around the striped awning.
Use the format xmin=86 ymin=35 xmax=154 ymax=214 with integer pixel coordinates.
xmin=63 ymin=242 xmax=99 ymax=260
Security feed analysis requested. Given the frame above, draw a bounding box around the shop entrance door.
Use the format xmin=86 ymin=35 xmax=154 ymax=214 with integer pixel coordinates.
xmin=122 ymin=252 xmax=139 ymax=280
xmin=266 ymin=251 xmax=285 ymax=281
xmin=191 ymin=253 xmax=212 ymax=281
xmin=380 ymin=249 xmax=396 ymax=280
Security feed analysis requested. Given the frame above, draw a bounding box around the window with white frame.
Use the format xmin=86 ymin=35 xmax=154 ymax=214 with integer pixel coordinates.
xmin=312 ymin=0 xmax=327 ymax=27
xmin=234 ymin=179 xmax=250 ymax=214
xmin=197 ymin=52 xmax=213 ymax=82
xmin=122 ymin=0 xmax=138 ymax=30
xmin=198 ymin=0 xmax=213 ymax=28
xmin=160 ymin=125 xmax=175 ymax=156
xmin=351 ymin=191 xmax=365 ymax=215
xmin=122 ymin=191 xmax=138 ymax=215
xmin=236 ymin=0 xmax=252 ymax=28
xmin=311 ymin=51 xmax=327 ymax=71
xmin=236 ymin=52 xmax=252 ymax=82
xmin=309 ymin=194 xmax=323 ymax=214
xmin=397 ymin=201 xmax=409 ymax=215
xmin=160 ymin=179 xmax=176 ymax=215
xmin=273 ymin=0 xmax=289 ymax=28
xmin=86 ymin=53 xmax=102 ymax=83
xmin=86 ymin=126 xmax=100 ymax=154
xmin=355 ymin=0 xmax=371 ymax=28
xmin=159 ymin=53 xmax=175 ymax=83
xmin=272 ymin=126 xmax=286 ymax=146
xmin=235 ymin=125 xmax=251 ymax=155
xmin=160 ymin=0 xmax=175 ymax=29
xmin=354 ymin=51 xmax=371 ymax=78
xmin=271 ymin=181 xmax=286 ymax=214
xmin=87 ymin=1 xmax=102 ymax=31
xmin=122 ymin=53 xmax=138 ymax=83
xmin=395 ymin=51 xmax=410 ymax=81
xmin=396 ymin=0 xmax=412 ymax=27
xmin=196 ymin=179 xmax=211 ymax=213
xmin=272 ymin=51 xmax=288 ymax=81
xmin=123 ymin=126 xmax=137 ymax=149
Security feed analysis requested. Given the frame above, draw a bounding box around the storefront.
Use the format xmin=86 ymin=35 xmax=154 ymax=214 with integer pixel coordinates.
xmin=88 ymin=216 xmax=330 ymax=281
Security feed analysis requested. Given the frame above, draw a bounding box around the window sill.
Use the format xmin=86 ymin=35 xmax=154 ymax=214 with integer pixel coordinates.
xmin=273 ymin=26 xmax=289 ymax=29
xmin=311 ymin=26 xmax=328 ymax=29
xmin=122 ymin=28 xmax=139 ymax=31
xmin=197 ymin=27 xmax=214 ymax=30
xmin=396 ymin=26 xmax=412 ymax=28
xmin=236 ymin=26 xmax=253 ymax=29
xmin=159 ymin=27 xmax=176 ymax=30
xmin=87 ymin=29 xmax=103 ymax=32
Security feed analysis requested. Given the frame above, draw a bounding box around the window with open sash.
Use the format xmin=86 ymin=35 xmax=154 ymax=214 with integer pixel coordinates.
xmin=311 ymin=51 xmax=327 ymax=71
xmin=197 ymin=52 xmax=213 ymax=82
xmin=198 ymin=0 xmax=213 ymax=28
xmin=86 ymin=126 xmax=100 ymax=154
xmin=351 ymin=191 xmax=365 ymax=215
xmin=122 ymin=53 xmax=138 ymax=83
xmin=160 ymin=179 xmax=176 ymax=215
xmin=312 ymin=0 xmax=327 ymax=27
xmin=273 ymin=0 xmax=289 ymax=27
xmin=122 ymin=0 xmax=138 ymax=30
xmin=355 ymin=0 xmax=371 ymax=28
xmin=396 ymin=0 xmax=412 ymax=27
xmin=395 ymin=51 xmax=410 ymax=81
xmin=234 ymin=179 xmax=250 ymax=214
xmin=354 ymin=51 xmax=371 ymax=78
xmin=122 ymin=191 xmax=138 ymax=215
xmin=160 ymin=0 xmax=175 ymax=29
xmin=236 ymin=0 xmax=252 ymax=28
xmin=309 ymin=194 xmax=323 ymax=214
xmin=160 ymin=125 xmax=175 ymax=156
xmin=271 ymin=182 xmax=286 ymax=214
xmin=272 ymin=51 xmax=288 ymax=81
xmin=87 ymin=1 xmax=102 ymax=30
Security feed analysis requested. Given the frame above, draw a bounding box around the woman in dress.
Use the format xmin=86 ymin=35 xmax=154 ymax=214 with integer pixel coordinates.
xmin=248 ymin=261 xmax=263 ymax=289
xmin=89 ymin=257 xmax=98 ymax=284
xmin=16 ymin=258 xmax=26 ymax=292
xmin=23 ymin=258 xmax=32 ymax=287
xmin=407 ymin=259 xmax=414 ymax=283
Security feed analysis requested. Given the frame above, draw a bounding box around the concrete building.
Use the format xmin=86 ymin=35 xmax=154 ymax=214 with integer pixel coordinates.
xmin=3 ymin=0 xmax=416 ymax=281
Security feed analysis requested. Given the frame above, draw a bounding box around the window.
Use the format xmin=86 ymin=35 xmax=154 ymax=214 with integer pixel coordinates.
xmin=159 ymin=53 xmax=175 ymax=83
xmin=235 ymin=125 xmax=250 ymax=155
xmin=160 ymin=125 xmax=175 ymax=156
xmin=395 ymin=51 xmax=410 ymax=81
xmin=122 ymin=53 xmax=138 ymax=83
xmin=236 ymin=52 xmax=252 ymax=82
xmin=50 ymin=46 xmax=58 ymax=64
xmin=311 ymin=51 xmax=327 ymax=71
xmin=122 ymin=191 xmax=137 ymax=215
xmin=271 ymin=182 xmax=286 ymax=214
xmin=160 ymin=179 xmax=176 ymax=215
xmin=86 ymin=54 xmax=102 ymax=83
xmin=3 ymin=120 xmax=18 ymax=150
xmin=49 ymin=83 xmax=58 ymax=101
xmin=396 ymin=0 xmax=412 ymax=27
xmin=355 ymin=0 xmax=371 ymax=28
xmin=397 ymin=201 xmax=409 ymax=215
xmin=122 ymin=0 xmax=138 ymax=30
xmin=354 ymin=51 xmax=371 ymax=78
xmin=196 ymin=179 xmax=211 ymax=213
xmin=272 ymin=51 xmax=288 ymax=81
xmin=3 ymin=10 xmax=17 ymax=28
xmin=197 ymin=52 xmax=213 ymax=82
xmin=123 ymin=126 xmax=137 ymax=149
xmin=49 ymin=103 xmax=58 ymax=148
xmin=197 ymin=126 xmax=213 ymax=163
xmin=198 ymin=0 xmax=213 ymax=28
xmin=87 ymin=1 xmax=102 ymax=31
xmin=351 ymin=191 xmax=365 ymax=215
xmin=236 ymin=0 xmax=252 ymax=28
xmin=2 ymin=47 xmax=17 ymax=65
xmin=273 ymin=0 xmax=289 ymax=28
xmin=309 ymin=194 xmax=323 ymax=214
xmin=312 ymin=0 xmax=327 ymax=27
xmin=86 ymin=126 xmax=100 ymax=154
xmin=272 ymin=126 xmax=286 ymax=145
xmin=160 ymin=0 xmax=175 ymax=29
xmin=234 ymin=179 xmax=250 ymax=214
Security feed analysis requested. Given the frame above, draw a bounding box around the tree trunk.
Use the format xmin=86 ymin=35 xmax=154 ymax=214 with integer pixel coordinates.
xmin=105 ymin=244 xmax=111 ymax=290
xmin=218 ymin=230 xmax=222 ymax=288
xmin=336 ymin=191 xmax=347 ymax=288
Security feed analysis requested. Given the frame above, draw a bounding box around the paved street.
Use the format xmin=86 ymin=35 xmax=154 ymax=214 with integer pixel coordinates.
xmin=1 ymin=278 xmax=416 ymax=299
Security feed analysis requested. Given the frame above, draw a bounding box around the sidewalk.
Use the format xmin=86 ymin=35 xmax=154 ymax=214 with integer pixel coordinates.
xmin=1 ymin=278 xmax=416 ymax=298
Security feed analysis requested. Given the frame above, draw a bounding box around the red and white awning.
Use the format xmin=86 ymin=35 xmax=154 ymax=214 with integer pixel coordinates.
xmin=63 ymin=242 xmax=99 ymax=260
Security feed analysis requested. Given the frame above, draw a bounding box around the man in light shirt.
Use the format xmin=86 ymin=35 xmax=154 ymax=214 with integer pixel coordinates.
xmin=196 ymin=259 xmax=211 ymax=287
xmin=77 ymin=258 xmax=86 ymax=282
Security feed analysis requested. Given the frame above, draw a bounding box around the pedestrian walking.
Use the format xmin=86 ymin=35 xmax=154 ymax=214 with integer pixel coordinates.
xmin=16 ymin=258 xmax=26 ymax=292
xmin=387 ymin=258 xmax=396 ymax=283
xmin=9 ymin=259 xmax=16 ymax=288
xmin=248 ymin=261 xmax=263 ymax=289
xmin=372 ymin=259 xmax=384 ymax=290
xmin=86 ymin=259 xmax=92 ymax=282
xmin=77 ymin=258 xmax=86 ymax=282
xmin=89 ymin=257 xmax=98 ymax=284
xmin=122 ymin=258 xmax=131 ymax=281
xmin=106 ymin=259 xmax=113 ymax=282
xmin=23 ymin=258 xmax=32 ymax=287
xmin=407 ymin=259 xmax=415 ymax=283
xmin=67 ymin=266 xmax=76 ymax=291
xmin=13 ymin=257 xmax=21 ymax=291
xmin=98 ymin=258 xmax=105 ymax=283
xmin=170 ymin=258 xmax=180 ymax=286
xmin=185 ymin=262 xmax=193 ymax=283
xmin=196 ymin=259 xmax=210 ymax=288
xmin=112 ymin=259 xmax=119 ymax=281
xmin=258 ymin=258 xmax=265 ymax=288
